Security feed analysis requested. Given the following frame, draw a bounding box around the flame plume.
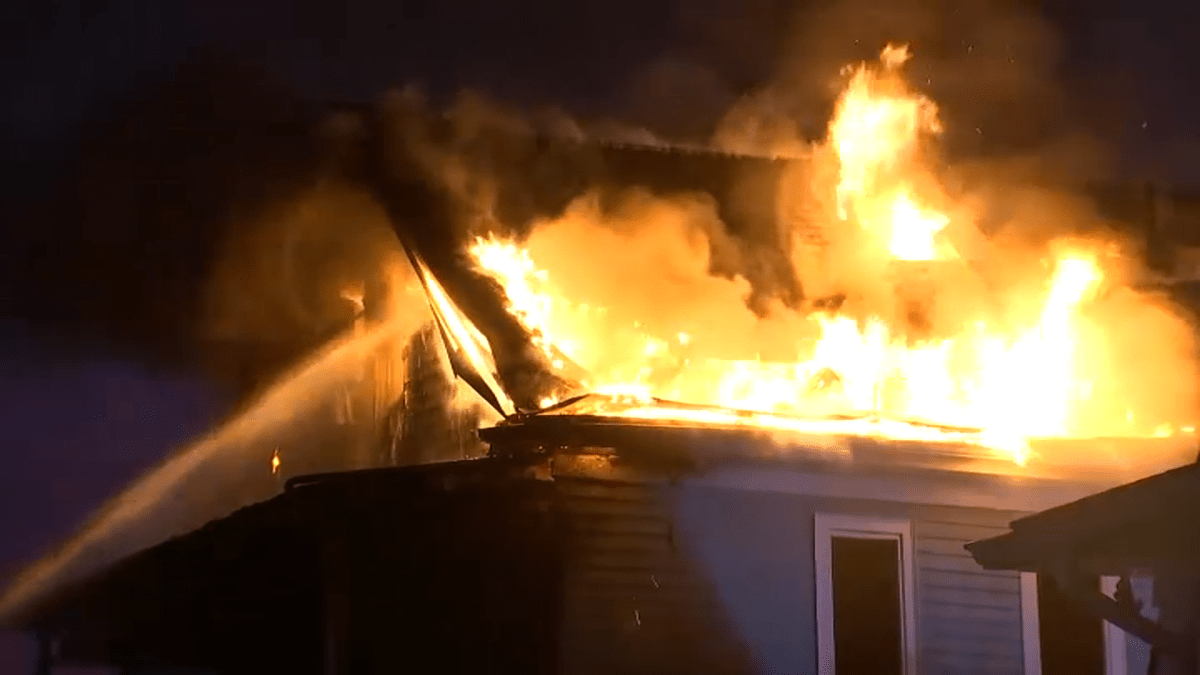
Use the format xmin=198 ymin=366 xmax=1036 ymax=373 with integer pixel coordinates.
xmin=462 ymin=45 xmax=1196 ymax=464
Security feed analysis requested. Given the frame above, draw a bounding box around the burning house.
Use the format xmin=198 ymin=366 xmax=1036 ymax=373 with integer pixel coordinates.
xmin=5 ymin=418 xmax=1195 ymax=675
xmin=4 ymin=46 xmax=1200 ymax=675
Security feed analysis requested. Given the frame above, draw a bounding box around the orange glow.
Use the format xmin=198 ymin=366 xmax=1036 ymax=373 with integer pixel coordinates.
xmin=271 ymin=448 xmax=281 ymax=475
xmin=830 ymin=44 xmax=950 ymax=262
xmin=464 ymin=45 xmax=1197 ymax=464
xmin=411 ymin=250 xmax=515 ymax=416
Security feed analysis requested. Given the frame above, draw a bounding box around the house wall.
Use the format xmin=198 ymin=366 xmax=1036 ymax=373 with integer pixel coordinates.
xmin=556 ymin=474 xmax=761 ymax=675
xmin=669 ymin=480 xmax=1029 ymax=675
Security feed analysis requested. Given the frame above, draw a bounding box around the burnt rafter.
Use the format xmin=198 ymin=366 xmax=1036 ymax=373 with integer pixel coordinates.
xmin=335 ymin=89 xmax=822 ymax=412
xmin=360 ymin=97 xmax=580 ymax=412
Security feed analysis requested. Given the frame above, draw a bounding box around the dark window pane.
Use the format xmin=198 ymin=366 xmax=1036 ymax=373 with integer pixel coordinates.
xmin=831 ymin=535 xmax=903 ymax=675
xmin=1038 ymin=574 xmax=1104 ymax=675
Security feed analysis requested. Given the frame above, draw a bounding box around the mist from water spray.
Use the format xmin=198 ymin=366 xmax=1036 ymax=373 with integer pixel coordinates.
xmin=0 ymin=317 xmax=418 ymax=619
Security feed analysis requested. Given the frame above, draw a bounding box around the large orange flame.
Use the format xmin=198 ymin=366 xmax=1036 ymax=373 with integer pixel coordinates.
xmin=463 ymin=45 xmax=1196 ymax=464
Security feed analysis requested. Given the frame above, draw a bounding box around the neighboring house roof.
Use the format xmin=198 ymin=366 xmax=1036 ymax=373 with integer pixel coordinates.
xmin=0 ymin=458 xmax=554 ymax=672
xmin=0 ymin=320 xmax=481 ymax=630
xmin=965 ymin=457 xmax=1200 ymax=576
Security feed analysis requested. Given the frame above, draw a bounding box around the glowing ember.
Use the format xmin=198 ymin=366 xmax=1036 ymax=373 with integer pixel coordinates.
xmin=462 ymin=45 xmax=1197 ymax=464
xmin=271 ymin=448 xmax=281 ymax=475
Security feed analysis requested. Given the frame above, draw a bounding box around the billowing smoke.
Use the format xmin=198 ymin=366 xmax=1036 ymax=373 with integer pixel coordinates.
xmin=359 ymin=1 xmax=1197 ymax=443
xmin=0 ymin=53 xmax=395 ymax=400
xmin=711 ymin=0 xmax=1074 ymax=157
xmin=30 ymin=0 xmax=1183 ymax=439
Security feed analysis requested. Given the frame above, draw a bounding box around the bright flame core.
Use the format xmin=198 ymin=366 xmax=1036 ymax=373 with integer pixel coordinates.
xmin=464 ymin=45 xmax=1196 ymax=463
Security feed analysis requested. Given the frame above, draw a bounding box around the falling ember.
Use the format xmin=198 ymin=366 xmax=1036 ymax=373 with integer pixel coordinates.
xmin=461 ymin=44 xmax=1196 ymax=464
xmin=271 ymin=448 xmax=281 ymax=475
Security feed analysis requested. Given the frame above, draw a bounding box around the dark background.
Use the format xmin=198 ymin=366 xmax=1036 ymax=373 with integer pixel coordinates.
xmin=2 ymin=0 xmax=1198 ymax=671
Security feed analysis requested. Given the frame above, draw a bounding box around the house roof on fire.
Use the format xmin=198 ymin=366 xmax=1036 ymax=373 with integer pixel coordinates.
xmin=482 ymin=393 xmax=1198 ymax=482
xmin=965 ymin=455 xmax=1200 ymax=576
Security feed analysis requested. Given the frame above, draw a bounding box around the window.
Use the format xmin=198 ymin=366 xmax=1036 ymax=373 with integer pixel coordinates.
xmin=814 ymin=514 xmax=917 ymax=675
xmin=1020 ymin=573 xmax=1128 ymax=675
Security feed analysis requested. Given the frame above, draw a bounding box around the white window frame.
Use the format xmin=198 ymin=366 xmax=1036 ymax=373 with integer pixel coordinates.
xmin=1019 ymin=572 xmax=1129 ymax=675
xmin=814 ymin=513 xmax=918 ymax=675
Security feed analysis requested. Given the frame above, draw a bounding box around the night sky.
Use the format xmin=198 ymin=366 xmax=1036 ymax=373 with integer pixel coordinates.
xmin=2 ymin=0 xmax=1198 ymax=671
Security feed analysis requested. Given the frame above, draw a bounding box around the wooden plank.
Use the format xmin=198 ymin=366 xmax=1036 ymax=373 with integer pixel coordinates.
xmin=920 ymin=551 xmax=1003 ymax=574
xmin=566 ymin=567 xmax=696 ymax=588
xmin=563 ymin=498 xmax=668 ymax=520
xmin=563 ymin=577 xmax=712 ymax=596
xmin=569 ymin=550 xmax=690 ymax=572
xmin=916 ymin=520 xmax=1010 ymax=543
xmin=920 ymin=616 xmax=1023 ymax=641
xmin=568 ymin=512 xmax=671 ymax=531
xmin=923 ymin=653 xmax=1024 ymax=675
xmin=917 ymin=536 xmax=979 ymax=557
xmin=565 ymin=533 xmax=676 ymax=556
xmin=922 ymin=650 xmax=1022 ymax=675
xmin=923 ymin=633 xmax=1024 ymax=660
xmin=557 ymin=481 xmax=661 ymax=503
xmin=910 ymin=504 xmax=1027 ymax=529
xmin=922 ymin=600 xmax=1021 ymax=624
xmin=922 ymin=585 xmax=1022 ymax=610
xmin=920 ymin=569 xmax=1021 ymax=594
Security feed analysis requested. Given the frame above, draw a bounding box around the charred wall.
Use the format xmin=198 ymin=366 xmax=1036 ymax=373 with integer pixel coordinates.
xmin=33 ymin=497 xmax=325 ymax=674
xmin=15 ymin=456 xmax=771 ymax=675
xmin=386 ymin=323 xmax=490 ymax=466
xmin=16 ymin=460 xmax=561 ymax=674
xmin=303 ymin=463 xmax=561 ymax=675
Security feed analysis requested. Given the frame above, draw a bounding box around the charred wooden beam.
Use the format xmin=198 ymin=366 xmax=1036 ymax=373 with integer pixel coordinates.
xmin=359 ymin=95 xmax=575 ymax=412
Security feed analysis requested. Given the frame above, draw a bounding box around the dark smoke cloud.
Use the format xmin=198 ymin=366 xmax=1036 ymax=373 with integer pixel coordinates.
xmin=614 ymin=58 xmax=738 ymax=143
xmin=371 ymin=88 xmax=809 ymax=311
xmin=0 ymin=54 xmax=381 ymax=398
xmin=2 ymin=0 xmax=1170 ymax=410
xmin=699 ymin=0 xmax=1118 ymax=177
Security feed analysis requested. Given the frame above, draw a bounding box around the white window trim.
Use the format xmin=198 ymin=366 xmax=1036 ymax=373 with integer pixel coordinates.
xmin=1019 ymin=572 xmax=1129 ymax=675
xmin=1021 ymin=573 xmax=1044 ymax=675
xmin=814 ymin=513 xmax=917 ymax=675
xmin=1102 ymin=576 xmax=1130 ymax=675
